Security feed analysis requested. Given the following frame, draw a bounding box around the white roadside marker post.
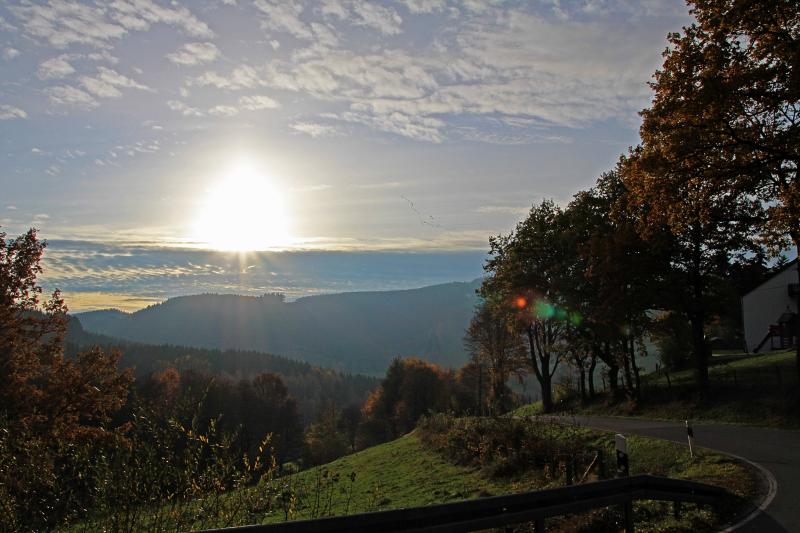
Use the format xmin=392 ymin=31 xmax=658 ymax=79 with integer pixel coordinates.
xmin=686 ymin=420 xmax=694 ymax=459
xmin=615 ymin=434 xmax=628 ymax=477
xmin=615 ymin=434 xmax=634 ymax=533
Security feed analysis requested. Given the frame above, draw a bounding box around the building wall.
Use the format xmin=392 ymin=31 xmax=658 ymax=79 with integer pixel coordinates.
xmin=742 ymin=264 xmax=798 ymax=352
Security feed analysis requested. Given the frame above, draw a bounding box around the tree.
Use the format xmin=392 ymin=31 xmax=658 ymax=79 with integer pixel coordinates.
xmin=673 ymin=0 xmax=800 ymax=379
xmin=481 ymin=200 xmax=580 ymax=412
xmin=464 ymin=301 xmax=527 ymax=414
xmin=0 ymin=228 xmax=133 ymax=529
xmin=623 ymin=0 xmax=795 ymax=385
xmin=303 ymin=402 xmax=349 ymax=466
xmin=570 ymin=171 xmax=669 ymax=400
xmin=358 ymin=357 xmax=451 ymax=440
xmin=452 ymin=361 xmax=488 ymax=415
xmin=0 ymin=228 xmax=132 ymax=439
xmin=247 ymin=372 xmax=302 ymax=461
xmin=337 ymin=403 xmax=362 ymax=453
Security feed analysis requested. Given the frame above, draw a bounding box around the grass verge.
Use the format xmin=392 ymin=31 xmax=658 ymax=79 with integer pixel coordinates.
xmin=515 ymin=350 xmax=800 ymax=428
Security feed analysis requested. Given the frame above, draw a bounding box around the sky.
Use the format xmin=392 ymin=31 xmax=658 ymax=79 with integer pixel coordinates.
xmin=0 ymin=0 xmax=691 ymax=311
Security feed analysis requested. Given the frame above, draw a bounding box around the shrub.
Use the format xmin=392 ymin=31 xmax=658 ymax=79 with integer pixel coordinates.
xmin=417 ymin=413 xmax=604 ymax=483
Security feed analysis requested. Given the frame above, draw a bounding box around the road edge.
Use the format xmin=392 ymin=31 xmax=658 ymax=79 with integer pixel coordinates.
xmin=716 ymin=450 xmax=778 ymax=532
xmin=557 ymin=416 xmax=780 ymax=532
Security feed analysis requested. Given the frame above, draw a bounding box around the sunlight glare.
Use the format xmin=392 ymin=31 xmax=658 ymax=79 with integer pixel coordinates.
xmin=193 ymin=158 xmax=292 ymax=251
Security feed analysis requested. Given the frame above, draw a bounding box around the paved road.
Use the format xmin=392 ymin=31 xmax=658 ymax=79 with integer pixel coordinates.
xmin=559 ymin=416 xmax=799 ymax=532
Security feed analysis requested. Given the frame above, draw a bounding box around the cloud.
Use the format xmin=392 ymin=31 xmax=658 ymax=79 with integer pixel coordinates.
xmin=291 ymin=183 xmax=332 ymax=192
xmin=8 ymin=0 xmax=212 ymax=49
xmin=166 ymin=100 xmax=203 ymax=116
xmin=208 ymin=105 xmax=239 ymax=117
xmin=456 ymin=127 xmax=573 ymax=145
xmin=255 ymin=1 xmax=313 ymax=40
xmin=4 ymin=0 xmax=686 ymax=147
xmin=79 ymin=67 xmax=151 ymax=99
xmin=45 ymin=85 xmax=98 ymax=107
xmin=2 ymin=48 xmax=20 ymax=60
xmin=254 ymin=1 xmax=342 ymax=46
xmin=399 ymin=0 xmax=446 ymax=14
xmin=190 ymin=65 xmax=263 ymax=90
xmin=38 ymin=55 xmax=76 ymax=79
xmin=348 ymin=1 xmax=402 ymax=35
xmin=86 ymin=50 xmax=119 ymax=64
xmin=222 ymin=2 xmax=684 ymax=142
xmin=331 ymin=110 xmax=444 ymax=142
xmin=39 ymin=240 xmax=487 ymax=312
xmin=353 ymin=181 xmax=403 ymax=189
xmin=109 ymin=0 xmax=214 ymax=39
xmin=0 ymin=16 xmax=16 ymax=32
xmin=0 ymin=104 xmax=27 ymax=120
xmin=166 ymin=42 xmax=220 ymax=66
xmin=476 ymin=205 xmax=530 ymax=215
xmin=9 ymin=1 xmax=127 ymax=48
xmin=238 ymin=94 xmax=280 ymax=110
xmin=317 ymin=0 xmax=402 ymax=35
xmin=291 ymin=122 xmax=338 ymax=138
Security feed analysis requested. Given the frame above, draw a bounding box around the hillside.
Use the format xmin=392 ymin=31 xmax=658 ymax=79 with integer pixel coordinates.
xmin=65 ymin=316 xmax=378 ymax=421
xmin=258 ymin=422 xmax=757 ymax=531
xmin=86 ymin=420 xmax=757 ymax=531
xmin=75 ymin=279 xmax=483 ymax=375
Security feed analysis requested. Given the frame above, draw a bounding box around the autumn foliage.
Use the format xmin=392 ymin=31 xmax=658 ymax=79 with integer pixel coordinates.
xmin=0 ymin=229 xmax=133 ymax=529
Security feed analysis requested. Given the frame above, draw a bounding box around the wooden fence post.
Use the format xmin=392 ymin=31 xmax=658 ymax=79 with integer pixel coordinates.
xmin=623 ymin=501 xmax=635 ymax=533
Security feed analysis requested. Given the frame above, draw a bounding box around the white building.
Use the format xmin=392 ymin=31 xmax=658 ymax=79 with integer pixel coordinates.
xmin=742 ymin=261 xmax=798 ymax=353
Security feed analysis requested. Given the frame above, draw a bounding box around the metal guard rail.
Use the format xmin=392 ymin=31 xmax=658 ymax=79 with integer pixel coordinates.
xmin=197 ymin=474 xmax=729 ymax=533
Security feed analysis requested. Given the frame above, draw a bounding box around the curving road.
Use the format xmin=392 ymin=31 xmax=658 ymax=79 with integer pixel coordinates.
xmin=557 ymin=416 xmax=799 ymax=532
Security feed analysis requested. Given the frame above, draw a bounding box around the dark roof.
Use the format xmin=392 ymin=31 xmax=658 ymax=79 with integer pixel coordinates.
xmin=743 ymin=258 xmax=798 ymax=297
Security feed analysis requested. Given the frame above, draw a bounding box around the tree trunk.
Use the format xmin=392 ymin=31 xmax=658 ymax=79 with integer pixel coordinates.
xmin=621 ymin=339 xmax=635 ymax=398
xmin=527 ymin=325 xmax=554 ymax=413
xmin=608 ymin=364 xmax=620 ymax=398
xmin=588 ymin=349 xmax=597 ymax=398
xmin=796 ymin=242 xmax=799 ymax=385
xmin=578 ymin=364 xmax=587 ymax=403
xmin=689 ymin=225 xmax=709 ymax=392
xmin=477 ymin=365 xmax=483 ymax=416
xmin=629 ymin=336 xmax=641 ymax=397
xmin=690 ymin=312 xmax=709 ymax=391
xmin=541 ymin=377 xmax=553 ymax=413
xmin=596 ymin=342 xmax=620 ymax=400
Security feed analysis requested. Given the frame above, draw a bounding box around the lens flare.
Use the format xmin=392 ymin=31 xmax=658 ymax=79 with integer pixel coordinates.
xmin=534 ymin=300 xmax=555 ymax=319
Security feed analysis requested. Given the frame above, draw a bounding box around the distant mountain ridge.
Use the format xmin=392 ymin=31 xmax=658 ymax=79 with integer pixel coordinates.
xmin=75 ymin=279 xmax=483 ymax=375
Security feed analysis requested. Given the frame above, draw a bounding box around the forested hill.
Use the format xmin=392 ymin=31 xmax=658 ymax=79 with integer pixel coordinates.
xmin=65 ymin=316 xmax=378 ymax=421
xmin=75 ymin=279 xmax=483 ymax=375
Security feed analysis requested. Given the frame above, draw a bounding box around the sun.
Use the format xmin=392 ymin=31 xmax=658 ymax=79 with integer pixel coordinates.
xmin=193 ymin=159 xmax=292 ymax=251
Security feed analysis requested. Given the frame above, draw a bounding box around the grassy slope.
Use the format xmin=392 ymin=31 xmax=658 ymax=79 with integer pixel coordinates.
xmin=516 ymin=349 xmax=800 ymax=428
xmin=256 ymin=425 xmax=758 ymax=531
xmin=71 ymin=421 xmax=760 ymax=532
xmin=262 ymin=431 xmax=524 ymax=523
